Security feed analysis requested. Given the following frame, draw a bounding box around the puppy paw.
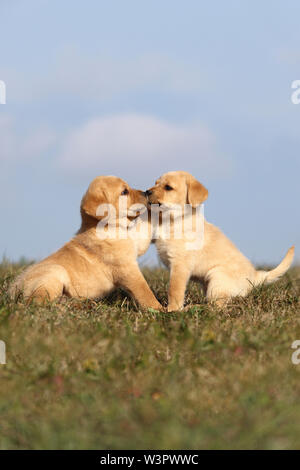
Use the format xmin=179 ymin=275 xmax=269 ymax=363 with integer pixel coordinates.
xmin=167 ymin=304 xmax=184 ymax=312
xmin=211 ymin=298 xmax=230 ymax=309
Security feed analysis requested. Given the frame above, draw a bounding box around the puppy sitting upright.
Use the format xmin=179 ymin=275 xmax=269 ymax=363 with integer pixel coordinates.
xmin=10 ymin=176 xmax=162 ymax=310
xmin=146 ymin=171 xmax=294 ymax=311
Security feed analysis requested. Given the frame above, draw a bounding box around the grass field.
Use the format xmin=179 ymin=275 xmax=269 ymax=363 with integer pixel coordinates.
xmin=0 ymin=260 xmax=299 ymax=450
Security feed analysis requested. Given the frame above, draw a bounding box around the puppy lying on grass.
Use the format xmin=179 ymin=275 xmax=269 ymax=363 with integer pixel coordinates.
xmin=146 ymin=171 xmax=294 ymax=311
xmin=10 ymin=176 xmax=162 ymax=311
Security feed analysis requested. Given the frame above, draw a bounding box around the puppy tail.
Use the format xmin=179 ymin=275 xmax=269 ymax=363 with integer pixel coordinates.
xmin=256 ymin=246 xmax=295 ymax=285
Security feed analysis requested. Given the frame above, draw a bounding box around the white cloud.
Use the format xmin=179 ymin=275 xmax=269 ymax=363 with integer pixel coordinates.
xmin=57 ymin=113 xmax=231 ymax=182
xmin=0 ymin=111 xmax=231 ymax=185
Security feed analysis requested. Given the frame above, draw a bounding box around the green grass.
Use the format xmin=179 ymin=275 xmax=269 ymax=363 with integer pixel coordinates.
xmin=0 ymin=261 xmax=299 ymax=449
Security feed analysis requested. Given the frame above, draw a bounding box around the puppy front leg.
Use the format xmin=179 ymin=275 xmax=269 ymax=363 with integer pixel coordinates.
xmin=168 ymin=263 xmax=191 ymax=312
xmin=117 ymin=264 xmax=163 ymax=311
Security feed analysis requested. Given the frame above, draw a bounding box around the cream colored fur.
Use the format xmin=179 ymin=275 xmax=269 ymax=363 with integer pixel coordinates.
xmin=10 ymin=176 xmax=161 ymax=310
xmin=147 ymin=171 xmax=294 ymax=311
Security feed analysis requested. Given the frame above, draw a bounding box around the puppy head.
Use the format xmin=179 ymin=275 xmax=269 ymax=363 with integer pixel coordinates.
xmin=81 ymin=176 xmax=147 ymax=222
xmin=146 ymin=171 xmax=208 ymax=209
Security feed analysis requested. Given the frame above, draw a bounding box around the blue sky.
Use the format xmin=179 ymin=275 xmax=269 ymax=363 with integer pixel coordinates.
xmin=0 ymin=0 xmax=299 ymax=265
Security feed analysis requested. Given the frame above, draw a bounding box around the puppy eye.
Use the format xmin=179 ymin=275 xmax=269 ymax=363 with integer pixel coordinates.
xmin=121 ymin=188 xmax=129 ymax=195
xmin=164 ymin=185 xmax=173 ymax=191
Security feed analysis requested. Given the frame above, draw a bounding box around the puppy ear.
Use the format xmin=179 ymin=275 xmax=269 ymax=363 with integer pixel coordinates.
xmin=187 ymin=176 xmax=208 ymax=207
xmin=80 ymin=190 xmax=107 ymax=220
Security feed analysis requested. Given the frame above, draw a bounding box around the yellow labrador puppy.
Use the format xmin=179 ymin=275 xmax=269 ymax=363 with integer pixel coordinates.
xmin=146 ymin=171 xmax=294 ymax=311
xmin=10 ymin=176 xmax=162 ymax=310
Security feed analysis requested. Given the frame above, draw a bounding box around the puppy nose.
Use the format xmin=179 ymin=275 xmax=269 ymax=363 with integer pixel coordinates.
xmin=145 ymin=190 xmax=152 ymax=197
